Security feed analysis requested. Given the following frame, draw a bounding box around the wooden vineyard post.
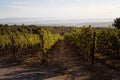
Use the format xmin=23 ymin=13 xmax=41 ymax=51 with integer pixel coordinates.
xmin=91 ymin=31 xmax=96 ymax=66
xmin=11 ymin=35 xmax=16 ymax=61
xmin=47 ymin=34 xmax=50 ymax=58
xmin=41 ymin=34 xmax=49 ymax=65
xmin=41 ymin=34 xmax=45 ymax=54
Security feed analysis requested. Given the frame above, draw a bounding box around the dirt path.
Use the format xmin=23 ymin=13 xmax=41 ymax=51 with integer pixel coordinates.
xmin=0 ymin=40 xmax=120 ymax=80
xmin=46 ymin=40 xmax=91 ymax=80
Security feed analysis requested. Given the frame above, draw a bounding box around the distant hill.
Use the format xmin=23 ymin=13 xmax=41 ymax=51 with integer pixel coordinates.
xmin=0 ymin=18 xmax=113 ymax=27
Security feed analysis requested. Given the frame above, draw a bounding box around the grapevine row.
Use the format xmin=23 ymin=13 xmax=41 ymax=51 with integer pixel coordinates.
xmin=64 ymin=26 xmax=120 ymax=64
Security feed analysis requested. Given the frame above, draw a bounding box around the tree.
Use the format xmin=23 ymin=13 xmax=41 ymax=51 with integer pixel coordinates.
xmin=112 ymin=18 xmax=120 ymax=29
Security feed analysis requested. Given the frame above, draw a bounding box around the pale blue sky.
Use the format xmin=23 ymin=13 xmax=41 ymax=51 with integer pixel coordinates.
xmin=0 ymin=0 xmax=120 ymax=19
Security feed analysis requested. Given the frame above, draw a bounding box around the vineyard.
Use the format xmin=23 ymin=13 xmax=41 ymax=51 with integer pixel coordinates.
xmin=0 ymin=24 xmax=120 ymax=80
xmin=64 ymin=26 xmax=120 ymax=68
xmin=0 ymin=25 xmax=60 ymax=63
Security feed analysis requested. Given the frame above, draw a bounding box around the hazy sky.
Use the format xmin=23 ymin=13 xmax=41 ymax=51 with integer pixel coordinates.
xmin=0 ymin=0 xmax=120 ymax=19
